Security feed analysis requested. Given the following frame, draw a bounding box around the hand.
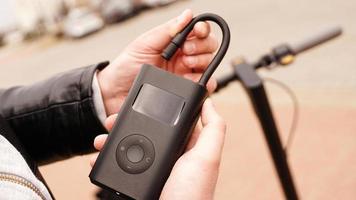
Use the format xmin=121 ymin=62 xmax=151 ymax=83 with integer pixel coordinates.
xmin=90 ymin=98 xmax=226 ymax=200
xmin=97 ymin=9 xmax=219 ymax=115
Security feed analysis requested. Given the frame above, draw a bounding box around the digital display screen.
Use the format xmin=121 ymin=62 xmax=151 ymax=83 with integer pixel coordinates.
xmin=132 ymin=84 xmax=185 ymax=125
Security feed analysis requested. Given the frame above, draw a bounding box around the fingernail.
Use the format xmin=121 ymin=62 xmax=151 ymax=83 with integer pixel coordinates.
xmin=185 ymin=56 xmax=197 ymax=66
xmin=185 ymin=43 xmax=196 ymax=54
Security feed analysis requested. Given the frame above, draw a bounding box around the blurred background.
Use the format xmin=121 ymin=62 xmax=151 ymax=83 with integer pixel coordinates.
xmin=0 ymin=0 xmax=355 ymax=199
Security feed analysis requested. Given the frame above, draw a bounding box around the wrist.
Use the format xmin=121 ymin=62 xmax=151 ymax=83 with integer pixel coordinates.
xmin=97 ymin=64 xmax=127 ymax=115
xmin=97 ymin=66 xmax=116 ymax=115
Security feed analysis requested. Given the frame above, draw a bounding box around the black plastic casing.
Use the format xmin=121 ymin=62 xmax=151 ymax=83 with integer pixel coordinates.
xmin=89 ymin=64 xmax=208 ymax=200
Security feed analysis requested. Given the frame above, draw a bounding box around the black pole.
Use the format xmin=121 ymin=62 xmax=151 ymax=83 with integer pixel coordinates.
xmin=233 ymin=63 xmax=299 ymax=200
xmin=214 ymin=26 xmax=343 ymax=199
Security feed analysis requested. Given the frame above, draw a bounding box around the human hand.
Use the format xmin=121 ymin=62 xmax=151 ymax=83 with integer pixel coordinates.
xmin=90 ymin=98 xmax=226 ymax=200
xmin=97 ymin=9 xmax=219 ymax=115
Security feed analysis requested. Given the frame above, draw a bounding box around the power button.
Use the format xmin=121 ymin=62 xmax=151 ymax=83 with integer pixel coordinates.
xmin=126 ymin=145 xmax=144 ymax=163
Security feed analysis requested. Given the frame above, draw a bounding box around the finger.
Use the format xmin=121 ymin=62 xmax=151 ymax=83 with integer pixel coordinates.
xmin=105 ymin=114 xmax=118 ymax=131
xmin=94 ymin=134 xmax=108 ymax=150
xmin=185 ymin=120 xmax=203 ymax=151
xmin=187 ymin=21 xmax=211 ymax=39
xmin=169 ymin=9 xmax=194 ymax=37
xmin=90 ymin=153 xmax=98 ymax=167
xmin=207 ymin=77 xmax=217 ymax=93
xmin=183 ymin=73 xmax=217 ymax=93
xmin=193 ymin=98 xmax=226 ymax=160
xmin=182 ymin=53 xmax=214 ymax=69
xmin=182 ymin=34 xmax=218 ymax=55
xmin=137 ymin=9 xmax=193 ymax=52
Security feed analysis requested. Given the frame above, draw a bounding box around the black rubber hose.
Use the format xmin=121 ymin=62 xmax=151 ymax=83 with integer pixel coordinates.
xmin=162 ymin=13 xmax=231 ymax=86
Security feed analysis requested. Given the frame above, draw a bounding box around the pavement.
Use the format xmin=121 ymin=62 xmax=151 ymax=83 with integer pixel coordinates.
xmin=0 ymin=0 xmax=355 ymax=199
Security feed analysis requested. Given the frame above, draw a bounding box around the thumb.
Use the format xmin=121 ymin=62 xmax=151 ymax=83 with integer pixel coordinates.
xmin=193 ymin=98 xmax=226 ymax=160
xmin=134 ymin=9 xmax=193 ymax=52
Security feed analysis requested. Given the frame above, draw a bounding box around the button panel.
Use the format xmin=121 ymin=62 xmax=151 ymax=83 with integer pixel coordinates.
xmin=116 ymin=134 xmax=155 ymax=174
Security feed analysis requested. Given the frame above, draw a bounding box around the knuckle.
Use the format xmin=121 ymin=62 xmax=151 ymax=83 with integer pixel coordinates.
xmin=203 ymin=22 xmax=211 ymax=35
xmin=194 ymin=21 xmax=210 ymax=37
xmin=193 ymin=22 xmax=203 ymax=32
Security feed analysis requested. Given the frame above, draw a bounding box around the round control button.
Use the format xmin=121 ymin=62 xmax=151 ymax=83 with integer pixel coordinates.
xmin=126 ymin=145 xmax=144 ymax=163
xmin=116 ymin=134 xmax=155 ymax=174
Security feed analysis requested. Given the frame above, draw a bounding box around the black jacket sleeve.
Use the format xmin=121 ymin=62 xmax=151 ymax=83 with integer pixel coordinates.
xmin=0 ymin=61 xmax=110 ymax=165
